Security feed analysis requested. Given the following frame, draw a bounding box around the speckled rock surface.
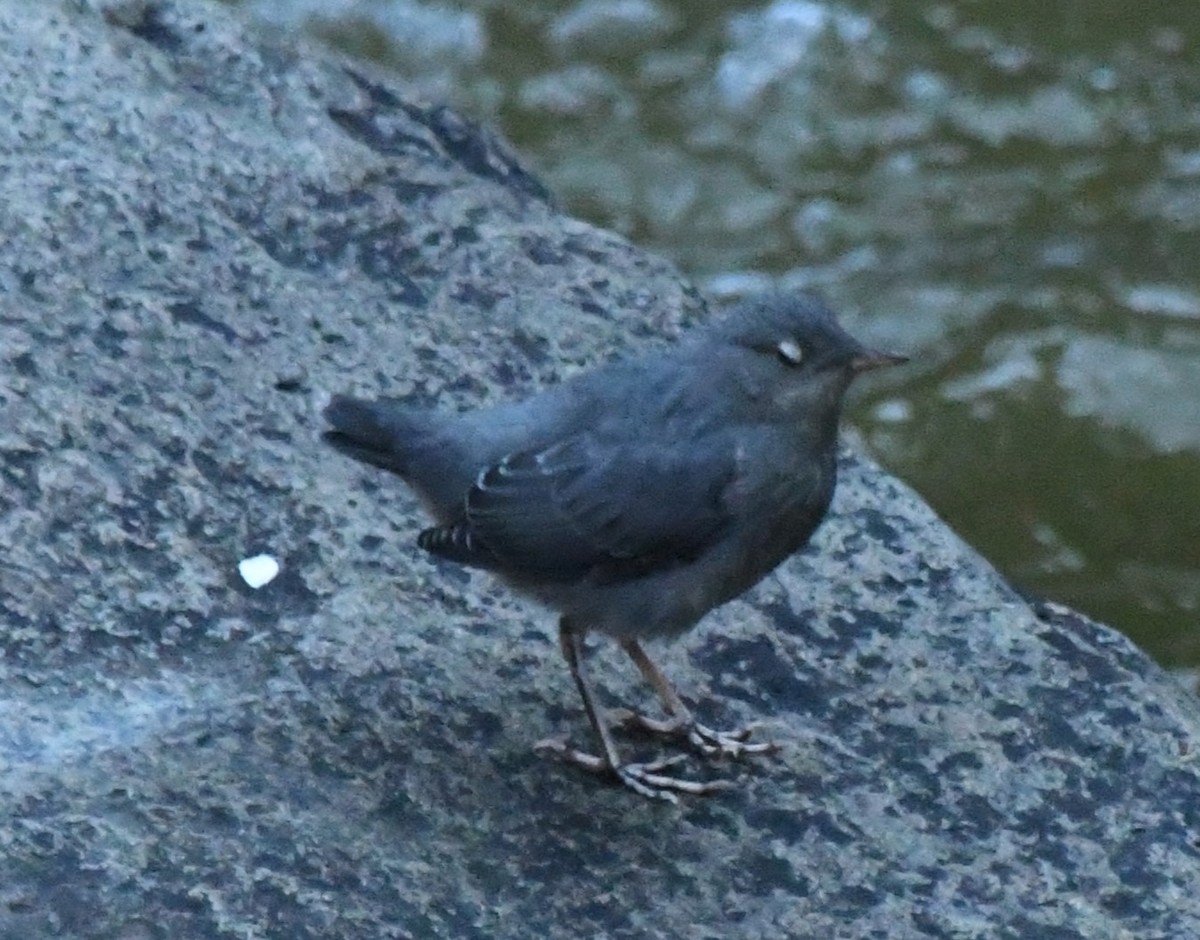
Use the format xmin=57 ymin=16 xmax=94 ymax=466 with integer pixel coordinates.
xmin=2 ymin=2 xmax=1200 ymax=938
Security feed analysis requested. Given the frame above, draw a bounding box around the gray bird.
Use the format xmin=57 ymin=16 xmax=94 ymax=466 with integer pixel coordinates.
xmin=324 ymin=292 xmax=905 ymax=801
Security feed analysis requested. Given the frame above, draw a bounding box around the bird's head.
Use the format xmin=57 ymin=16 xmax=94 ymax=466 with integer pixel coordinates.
xmin=707 ymin=292 xmax=907 ymax=431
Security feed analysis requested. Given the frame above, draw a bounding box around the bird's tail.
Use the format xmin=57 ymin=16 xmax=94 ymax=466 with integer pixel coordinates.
xmin=322 ymin=395 xmax=432 ymax=478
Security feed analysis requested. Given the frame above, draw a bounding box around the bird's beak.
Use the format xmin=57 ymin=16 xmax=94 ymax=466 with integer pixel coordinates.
xmin=850 ymin=349 xmax=908 ymax=373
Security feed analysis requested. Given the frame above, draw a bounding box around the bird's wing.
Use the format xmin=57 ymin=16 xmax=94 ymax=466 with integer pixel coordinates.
xmin=417 ymin=434 xmax=737 ymax=582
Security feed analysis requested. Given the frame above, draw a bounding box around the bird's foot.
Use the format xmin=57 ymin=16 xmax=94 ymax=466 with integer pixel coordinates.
xmin=533 ymin=738 xmax=734 ymax=803
xmin=608 ymin=709 xmax=778 ymax=760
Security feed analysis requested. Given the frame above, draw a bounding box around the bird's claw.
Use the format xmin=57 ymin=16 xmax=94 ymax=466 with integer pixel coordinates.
xmin=534 ymin=738 xmax=733 ymax=802
xmin=607 ymin=708 xmax=779 ymax=760
xmin=688 ymin=720 xmax=778 ymax=759
xmin=616 ymin=757 xmax=734 ymax=802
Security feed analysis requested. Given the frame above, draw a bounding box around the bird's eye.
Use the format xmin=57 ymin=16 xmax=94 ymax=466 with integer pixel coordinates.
xmin=776 ymin=338 xmax=804 ymax=366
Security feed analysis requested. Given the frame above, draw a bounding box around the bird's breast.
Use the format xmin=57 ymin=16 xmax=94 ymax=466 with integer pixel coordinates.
xmin=725 ymin=437 xmax=836 ymax=579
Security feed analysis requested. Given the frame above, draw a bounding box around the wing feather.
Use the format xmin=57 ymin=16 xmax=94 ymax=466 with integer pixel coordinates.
xmin=418 ymin=434 xmax=737 ymax=583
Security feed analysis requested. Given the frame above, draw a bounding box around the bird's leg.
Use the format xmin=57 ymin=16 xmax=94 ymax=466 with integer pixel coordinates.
xmin=610 ymin=638 xmax=777 ymax=760
xmin=534 ymin=620 xmax=733 ymax=802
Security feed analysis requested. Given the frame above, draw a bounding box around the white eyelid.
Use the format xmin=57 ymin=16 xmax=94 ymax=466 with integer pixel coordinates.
xmin=777 ymin=338 xmax=804 ymax=364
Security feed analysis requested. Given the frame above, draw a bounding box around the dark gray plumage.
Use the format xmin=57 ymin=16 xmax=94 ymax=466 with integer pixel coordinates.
xmin=324 ymin=292 xmax=905 ymax=800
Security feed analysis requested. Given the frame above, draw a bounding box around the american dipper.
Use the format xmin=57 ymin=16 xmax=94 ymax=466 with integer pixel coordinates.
xmin=324 ymin=292 xmax=905 ymax=801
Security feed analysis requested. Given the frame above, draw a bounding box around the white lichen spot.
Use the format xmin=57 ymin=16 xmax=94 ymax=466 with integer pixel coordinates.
xmin=238 ymin=554 xmax=280 ymax=589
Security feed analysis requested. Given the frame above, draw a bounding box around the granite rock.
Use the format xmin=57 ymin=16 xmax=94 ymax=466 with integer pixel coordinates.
xmin=1 ymin=2 xmax=1199 ymax=938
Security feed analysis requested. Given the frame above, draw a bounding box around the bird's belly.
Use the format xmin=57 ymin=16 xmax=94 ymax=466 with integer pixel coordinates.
xmin=530 ymin=526 xmax=801 ymax=641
